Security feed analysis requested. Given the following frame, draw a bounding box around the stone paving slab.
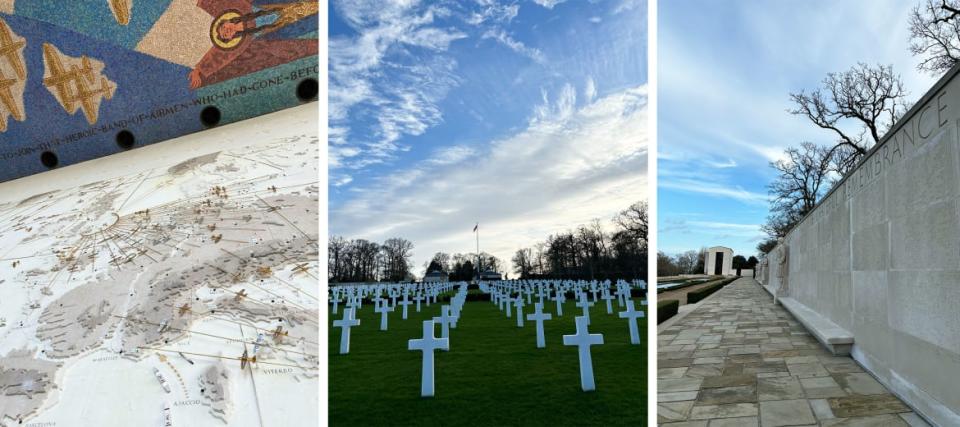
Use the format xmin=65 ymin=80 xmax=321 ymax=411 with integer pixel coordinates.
xmin=657 ymin=278 xmax=929 ymax=426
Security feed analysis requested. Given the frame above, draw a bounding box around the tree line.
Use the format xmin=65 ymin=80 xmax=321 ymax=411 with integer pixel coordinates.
xmin=328 ymin=236 xmax=416 ymax=283
xmin=508 ymin=201 xmax=648 ymax=281
xmin=758 ymin=1 xmax=958 ymax=255
xmin=329 ymin=201 xmax=647 ymax=283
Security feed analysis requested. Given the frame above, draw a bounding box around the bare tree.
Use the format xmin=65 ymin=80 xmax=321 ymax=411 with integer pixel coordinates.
xmin=479 ymin=252 xmax=502 ymax=273
xmin=381 ymin=237 xmax=414 ymax=282
xmin=910 ymin=0 xmax=960 ymax=75
xmin=789 ymin=63 xmax=908 ymax=170
xmin=657 ymin=251 xmax=680 ymax=277
xmin=769 ymin=142 xmax=834 ymax=217
xmin=512 ymin=248 xmax=534 ymax=278
xmin=763 ymin=142 xmax=834 ymax=238
xmin=757 ymin=238 xmax=778 ymax=255
xmin=674 ymin=250 xmax=699 ymax=274
xmin=614 ymin=201 xmax=648 ymax=250
xmin=423 ymin=252 xmax=451 ymax=273
xmin=328 ymin=235 xmax=348 ymax=281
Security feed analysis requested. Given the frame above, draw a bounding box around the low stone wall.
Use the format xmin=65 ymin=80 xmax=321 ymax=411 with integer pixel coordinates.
xmin=759 ymin=65 xmax=960 ymax=426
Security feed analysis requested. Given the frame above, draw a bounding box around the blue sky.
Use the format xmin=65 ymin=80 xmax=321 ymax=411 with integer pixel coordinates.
xmin=658 ymin=0 xmax=938 ymax=258
xmin=329 ymin=0 xmax=647 ymax=276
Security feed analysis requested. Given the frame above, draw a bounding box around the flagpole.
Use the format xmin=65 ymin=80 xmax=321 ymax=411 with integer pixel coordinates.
xmin=475 ymin=223 xmax=480 ymax=281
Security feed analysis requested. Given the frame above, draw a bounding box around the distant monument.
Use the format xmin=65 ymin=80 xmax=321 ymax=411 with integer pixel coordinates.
xmin=423 ymin=270 xmax=449 ymax=283
xmin=479 ymin=269 xmax=502 ymax=280
xmin=703 ymin=246 xmax=733 ymax=276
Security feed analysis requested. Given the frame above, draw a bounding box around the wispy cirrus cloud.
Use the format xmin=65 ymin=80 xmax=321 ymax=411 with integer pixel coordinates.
xmin=331 ymin=84 xmax=648 ymax=274
xmin=532 ymin=0 xmax=568 ymax=9
xmin=329 ymin=1 xmax=467 ymax=169
xmin=481 ymin=28 xmax=546 ymax=63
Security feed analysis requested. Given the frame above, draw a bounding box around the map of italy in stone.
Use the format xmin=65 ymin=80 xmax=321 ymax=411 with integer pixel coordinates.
xmin=0 ymin=134 xmax=319 ymax=426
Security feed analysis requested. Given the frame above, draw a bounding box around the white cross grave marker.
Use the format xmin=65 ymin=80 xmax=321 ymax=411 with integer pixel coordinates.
xmin=515 ymin=296 xmax=525 ymax=328
xmin=526 ymin=302 xmax=552 ymax=348
xmin=333 ymin=307 xmax=360 ymax=354
xmin=575 ymin=293 xmax=594 ymax=325
xmin=562 ymin=316 xmax=604 ymax=391
xmin=398 ymin=294 xmax=413 ymax=320
xmin=432 ymin=305 xmax=457 ymax=346
xmin=601 ymin=289 xmax=615 ymax=314
xmin=408 ymin=320 xmax=448 ymax=397
xmin=413 ymin=294 xmax=424 ymax=312
xmin=618 ymin=299 xmax=645 ymax=345
xmin=375 ymin=300 xmax=394 ymax=331
xmin=555 ymin=289 xmax=564 ymax=317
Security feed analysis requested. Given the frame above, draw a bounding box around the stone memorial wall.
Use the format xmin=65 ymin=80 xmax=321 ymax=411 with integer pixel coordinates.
xmin=759 ymin=66 xmax=960 ymax=426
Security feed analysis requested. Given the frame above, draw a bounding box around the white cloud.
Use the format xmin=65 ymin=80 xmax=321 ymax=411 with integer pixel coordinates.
xmin=584 ymin=76 xmax=597 ymax=102
xmin=332 ymin=174 xmax=354 ymax=187
xmin=427 ymin=145 xmax=478 ymax=165
xmin=482 ymin=28 xmax=546 ymax=63
xmin=612 ymin=0 xmax=641 ymax=14
xmin=532 ymin=83 xmax=577 ymax=122
xmin=703 ymin=158 xmax=737 ymax=169
xmin=331 ymin=85 xmax=648 ymax=276
xmin=658 ymin=178 xmax=768 ymax=205
xmin=532 ymin=0 xmax=568 ymax=9
xmin=589 ymin=16 xmax=602 ymax=24
xmin=688 ymin=221 xmax=761 ymax=232
xmin=467 ymin=1 xmax=519 ymax=25
xmin=329 ymin=1 xmax=466 ymax=169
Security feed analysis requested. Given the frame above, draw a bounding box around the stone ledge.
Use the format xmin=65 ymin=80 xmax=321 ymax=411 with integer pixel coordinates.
xmin=778 ymin=297 xmax=854 ymax=355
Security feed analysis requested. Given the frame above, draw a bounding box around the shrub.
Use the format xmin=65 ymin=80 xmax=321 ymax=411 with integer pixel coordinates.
xmin=658 ymin=299 xmax=679 ymax=324
xmin=686 ymin=277 xmax=737 ymax=304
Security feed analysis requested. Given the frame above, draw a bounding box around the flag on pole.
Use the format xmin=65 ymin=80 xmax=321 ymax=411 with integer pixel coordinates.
xmin=473 ymin=223 xmax=478 ymax=232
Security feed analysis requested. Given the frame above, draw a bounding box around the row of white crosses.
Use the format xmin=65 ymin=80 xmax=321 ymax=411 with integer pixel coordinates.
xmin=483 ymin=279 xmax=647 ymax=391
xmin=333 ymin=279 xmax=646 ymax=396
xmin=330 ymin=281 xmax=462 ymax=356
xmin=330 ymin=282 xmax=469 ymax=396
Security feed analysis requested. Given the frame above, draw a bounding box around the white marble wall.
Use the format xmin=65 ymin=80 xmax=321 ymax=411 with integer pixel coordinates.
xmin=759 ymin=69 xmax=960 ymax=426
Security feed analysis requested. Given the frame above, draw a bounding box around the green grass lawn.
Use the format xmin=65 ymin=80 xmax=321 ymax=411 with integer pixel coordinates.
xmin=329 ymin=295 xmax=648 ymax=426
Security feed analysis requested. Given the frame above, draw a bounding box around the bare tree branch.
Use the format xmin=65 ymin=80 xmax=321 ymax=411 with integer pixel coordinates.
xmin=910 ymin=0 xmax=960 ymax=74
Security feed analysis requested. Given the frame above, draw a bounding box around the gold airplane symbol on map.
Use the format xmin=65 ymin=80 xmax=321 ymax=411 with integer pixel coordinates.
xmin=42 ymin=43 xmax=115 ymax=125
xmin=292 ymin=263 xmax=310 ymax=275
xmin=234 ymin=289 xmax=248 ymax=302
xmin=177 ymin=303 xmax=191 ymax=316
xmin=108 ymin=0 xmax=131 ymax=26
xmin=0 ymin=20 xmax=25 ymax=128
xmin=0 ymin=20 xmax=25 ymax=80
xmin=0 ymin=76 xmax=22 ymax=126
xmin=271 ymin=325 xmax=288 ymax=343
xmin=240 ymin=348 xmax=256 ymax=370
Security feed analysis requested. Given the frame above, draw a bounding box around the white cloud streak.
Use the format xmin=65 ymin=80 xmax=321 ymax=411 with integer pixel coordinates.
xmin=481 ymin=28 xmax=546 ymax=63
xmin=331 ymin=85 xmax=648 ymax=275
xmin=532 ymin=0 xmax=567 ymax=9
xmin=329 ymin=1 xmax=467 ymax=169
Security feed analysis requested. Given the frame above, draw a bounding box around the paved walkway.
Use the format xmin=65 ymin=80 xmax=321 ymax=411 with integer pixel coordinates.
xmin=657 ymin=278 xmax=928 ymax=427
